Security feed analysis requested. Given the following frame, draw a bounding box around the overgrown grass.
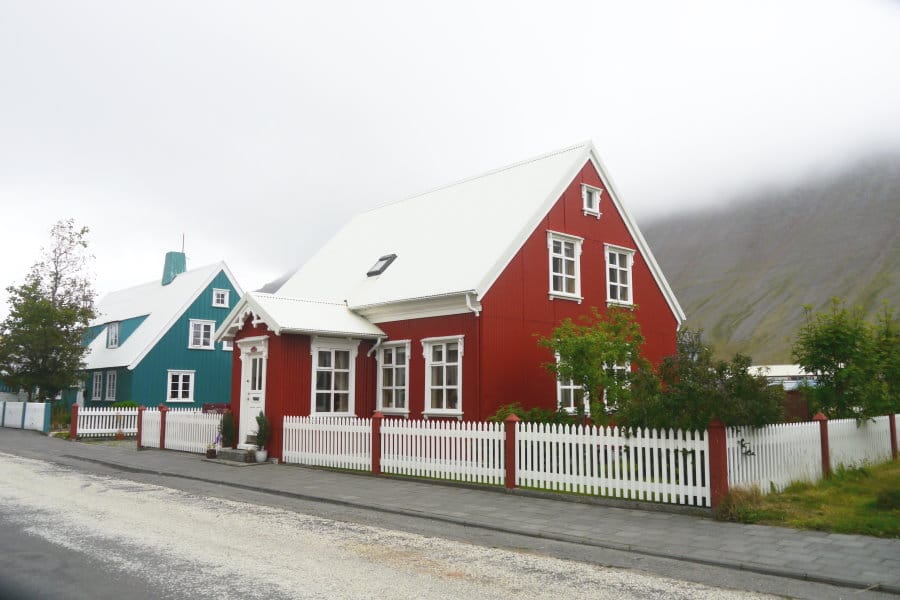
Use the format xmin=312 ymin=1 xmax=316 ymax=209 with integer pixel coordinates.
xmin=715 ymin=460 xmax=900 ymax=538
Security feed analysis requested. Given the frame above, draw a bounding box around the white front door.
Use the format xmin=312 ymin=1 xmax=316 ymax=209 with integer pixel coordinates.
xmin=237 ymin=337 xmax=268 ymax=448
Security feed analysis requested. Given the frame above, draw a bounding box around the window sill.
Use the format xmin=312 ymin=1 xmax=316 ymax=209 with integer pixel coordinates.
xmin=606 ymin=301 xmax=634 ymax=310
xmin=188 ymin=346 xmax=216 ymax=351
xmin=310 ymin=412 xmax=357 ymax=419
xmin=549 ymin=292 xmax=583 ymax=304
xmin=378 ymin=409 xmax=410 ymax=417
xmin=422 ymin=412 xmax=463 ymax=420
xmin=582 ymin=209 xmax=602 ymax=219
xmin=166 ymin=399 xmax=195 ymax=403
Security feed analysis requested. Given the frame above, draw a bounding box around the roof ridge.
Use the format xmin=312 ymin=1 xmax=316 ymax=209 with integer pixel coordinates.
xmin=253 ymin=292 xmax=347 ymax=307
xmin=364 ymin=141 xmax=592 ymax=213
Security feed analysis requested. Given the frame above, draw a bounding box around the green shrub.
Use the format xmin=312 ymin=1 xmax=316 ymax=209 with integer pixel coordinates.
xmin=255 ymin=411 xmax=271 ymax=451
xmin=219 ymin=411 xmax=236 ymax=447
xmin=487 ymin=403 xmax=577 ymax=424
xmin=111 ymin=400 xmax=140 ymax=408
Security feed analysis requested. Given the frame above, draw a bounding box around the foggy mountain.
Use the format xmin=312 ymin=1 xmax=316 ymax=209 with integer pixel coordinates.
xmin=643 ymin=153 xmax=900 ymax=363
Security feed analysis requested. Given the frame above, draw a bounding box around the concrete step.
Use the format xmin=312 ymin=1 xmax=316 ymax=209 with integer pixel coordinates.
xmin=216 ymin=448 xmax=256 ymax=463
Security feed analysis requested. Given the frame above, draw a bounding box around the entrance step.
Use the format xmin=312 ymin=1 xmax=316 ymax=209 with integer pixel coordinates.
xmin=216 ymin=448 xmax=256 ymax=463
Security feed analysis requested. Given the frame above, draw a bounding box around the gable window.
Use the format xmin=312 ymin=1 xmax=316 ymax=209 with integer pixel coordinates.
xmin=311 ymin=338 xmax=359 ymax=415
xmin=222 ymin=340 xmax=233 ymax=351
xmin=189 ymin=319 xmax=216 ymax=349
xmin=547 ymin=231 xmax=583 ymax=302
xmin=105 ymin=370 xmax=117 ymax=401
xmin=582 ymin=184 xmax=602 ymax=218
xmin=605 ymin=245 xmax=634 ymax=306
xmin=367 ymin=253 xmax=397 ymax=277
xmin=92 ymin=372 xmax=103 ymax=400
xmin=422 ymin=336 xmax=463 ymax=417
xmin=106 ymin=322 xmax=120 ymax=348
xmin=212 ymin=289 xmax=230 ymax=308
xmin=377 ymin=341 xmax=410 ymax=414
xmin=167 ymin=370 xmax=195 ymax=402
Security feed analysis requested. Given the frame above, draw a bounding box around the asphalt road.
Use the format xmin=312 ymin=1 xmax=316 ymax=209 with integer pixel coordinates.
xmin=0 ymin=450 xmax=778 ymax=600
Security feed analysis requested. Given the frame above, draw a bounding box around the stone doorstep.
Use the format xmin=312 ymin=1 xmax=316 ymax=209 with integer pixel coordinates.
xmin=215 ymin=448 xmax=256 ymax=463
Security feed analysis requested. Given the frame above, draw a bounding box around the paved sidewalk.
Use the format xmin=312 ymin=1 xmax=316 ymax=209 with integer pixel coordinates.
xmin=3 ymin=430 xmax=899 ymax=595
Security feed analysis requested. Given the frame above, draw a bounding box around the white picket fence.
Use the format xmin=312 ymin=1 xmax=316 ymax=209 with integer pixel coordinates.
xmin=382 ymin=419 xmax=505 ymax=485
xmin=727 ymin=421 xmax=823 ymax=493
xmin=138 ymin=408 xmax=221 ymax=454
xmin=517 ymin=423 xmax=710 ymax=506
xmin=164 ymin=409 xmax=222 ymax=453
xmin=76 ymin=407 xmax=139 ymax=438
xmin=283 ymin=416 xmax=372 ymax=470
xmin=829 ymin=416 xmax=893 ymax=469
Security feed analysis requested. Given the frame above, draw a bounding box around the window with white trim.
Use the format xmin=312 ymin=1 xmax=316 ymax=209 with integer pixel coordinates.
xmin=582 ymin=184 xmax=602 ymax=218
xmin=212 ymin=288 xmax=230 ymax=308
xmin=423 ymin=336 xmax=463 ymax=416
xmin=311 ymin=338 xmax=359 ymax=415
xmin=547 ymin=231 xmax=583 ymax=301
xmin=167 ymin=370 xmax=195 ymax=402
xmin=222 ymin=340 xmax=233 ymax=351
xmin=377 ymin=341 xmax=410 ymax=413
xmin=603 ymin=362 xmax=631 ymax=412
xmin=189 ymin=319 xmax=216 ymax=349
xmin=106 ymin=322 xmax=120 ymax=348
xmin=555 ymin=354 xmax=588 ymax=414
xmin=105 ymin=370 xmax=117 ymax=401
xmin=92 ymin=372 xmax=103 ymax=400
xmin=605 ymin=245 xmax=634 ymax=305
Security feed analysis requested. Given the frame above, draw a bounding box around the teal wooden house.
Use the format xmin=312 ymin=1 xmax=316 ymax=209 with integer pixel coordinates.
xmin=81 ymin=252 xmax=242 ymax=408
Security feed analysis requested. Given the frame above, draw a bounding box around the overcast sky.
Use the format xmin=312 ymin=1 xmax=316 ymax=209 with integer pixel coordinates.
xmin=2 ymin=0 xmax=899 ymax=319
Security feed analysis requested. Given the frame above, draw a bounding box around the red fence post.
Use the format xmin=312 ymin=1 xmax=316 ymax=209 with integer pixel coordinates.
xmin=371 ymin=411 xmax=383 ymax=475
xmin=136 ymin=406 xmax=144 ymax=450
xmin=159 ymin=404 xmax=168 ymax=450
xmin=889 ymin=414 xmax=898 ymax=460
xmin=70 ymin=403 xmax=79 ymax=439
xmin=707 ymin=418 xmax=729 ymax=509
xmin=813 ymin=412 xmax=831 ymax=478
xmin=504 ymin=414 xmax=520 ymax=490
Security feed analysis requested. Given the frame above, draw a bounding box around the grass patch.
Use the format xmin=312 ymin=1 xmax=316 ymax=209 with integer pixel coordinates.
xmin=715 ymin=460 xmax=900 ymax=538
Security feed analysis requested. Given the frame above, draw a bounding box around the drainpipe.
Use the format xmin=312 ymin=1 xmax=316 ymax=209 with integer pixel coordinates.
xmin=366 ymin=336 xmax=385 ymax=357
xmin=465 ymin=292 xmax=481 ymax=317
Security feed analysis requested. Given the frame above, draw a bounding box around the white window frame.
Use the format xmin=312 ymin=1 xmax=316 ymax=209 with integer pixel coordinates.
xmin=310 ymin=337 xmax=359 ymax=417
xmin=422 ymin=335 xmax=464 ymax=419
xmin=547 ymin=231 xmax=583 ymax=303
xmin=555 ymin=354 xmax=589 ymax=414
xmin=582 ymin=184 xmax=602 ymax=218
xmin=605 ymin=244 xmax=635 ymax=307
xmin=106 ymin=322 xmax=120 ymax=348
xmin=376 ymin=340 xmax=411 ymax=416
xmin=212 ymin=288 xmax=230 ymax=308
xmin=602 ymin=361 xmax=631 ymax=412
xmin=222 ymin=339 xmax=233 ymax=351
xmin=167 ymin=370 xmax=195 ymax=403
xmin=188 ymin=319 xmax=216 ymax=350
xmin=105 ymin=370 xmax=117 ymax=401
xmin=92 ymin=372 xmax=103 ymax=400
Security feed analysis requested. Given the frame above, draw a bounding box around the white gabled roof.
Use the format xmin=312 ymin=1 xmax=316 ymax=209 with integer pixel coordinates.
xmin=85 ymin=262 xmax=242 ymax=370
xmin=279 ymin=141 xmax=684 ymax=324
xmin=217 ymin=292 xmax=385 ymax=340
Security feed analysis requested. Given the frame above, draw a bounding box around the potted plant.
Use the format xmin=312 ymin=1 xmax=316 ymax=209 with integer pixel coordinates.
xmin=255 ymin=411 xmax=271 ymax=463
xmin=205 ymin=443 xmax=217 ymax=459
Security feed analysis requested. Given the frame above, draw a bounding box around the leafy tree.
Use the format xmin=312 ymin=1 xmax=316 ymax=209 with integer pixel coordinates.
xmin=0 ymin=219 xmax=96 ymax=401
xmin=538 ymin=306 xmax=647 ymax=425
xmin=617 ymin=329 xmax=784 ymax=431
xmin=792 ymin=299 xmax=898 ymax=419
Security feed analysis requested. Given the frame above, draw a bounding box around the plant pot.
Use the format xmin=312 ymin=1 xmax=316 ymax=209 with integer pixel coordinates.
xmin=255 ymin=449 xmax=268 ymax=463
xmin=206 ymin=448 xmax=217 ymax=459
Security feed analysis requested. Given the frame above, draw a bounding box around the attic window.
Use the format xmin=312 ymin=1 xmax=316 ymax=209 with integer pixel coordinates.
xmin=367 ymin=254 xmax=397 ymax=277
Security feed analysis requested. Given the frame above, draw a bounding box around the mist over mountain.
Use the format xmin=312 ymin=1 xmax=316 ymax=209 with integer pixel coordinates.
xmin=643 ymin=153 xmax=900 ymax=363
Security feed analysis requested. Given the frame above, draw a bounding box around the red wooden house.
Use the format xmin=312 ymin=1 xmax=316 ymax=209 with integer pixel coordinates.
xmin=217 ymin=142 xmax=685 ymax=457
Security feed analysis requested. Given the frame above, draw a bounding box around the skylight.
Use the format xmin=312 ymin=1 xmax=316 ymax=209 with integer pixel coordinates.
xmin=367 ymin=254 xmax=397 ymax=277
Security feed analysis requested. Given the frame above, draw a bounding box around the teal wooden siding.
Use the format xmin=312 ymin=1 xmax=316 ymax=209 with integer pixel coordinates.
xmin=82 ymin=367 xmax=132 ymax=406
xmin=128 ymin=270 xmax=238 ymax=407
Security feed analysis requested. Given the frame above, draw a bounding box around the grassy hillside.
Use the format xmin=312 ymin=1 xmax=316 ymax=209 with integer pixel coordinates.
xmin=643 ymin=153 xmax=900 ymax=363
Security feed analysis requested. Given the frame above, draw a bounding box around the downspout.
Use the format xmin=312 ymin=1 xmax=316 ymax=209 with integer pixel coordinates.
xmin=465 ymin=292 xmax=481 ymax=317
xmin=367 ymin=336 xmax=385 ymax=357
